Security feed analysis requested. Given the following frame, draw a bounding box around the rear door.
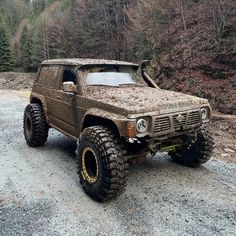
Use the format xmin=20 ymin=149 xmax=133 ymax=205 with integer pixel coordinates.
xmin=34 ymin=65 xmax=61 ymax=126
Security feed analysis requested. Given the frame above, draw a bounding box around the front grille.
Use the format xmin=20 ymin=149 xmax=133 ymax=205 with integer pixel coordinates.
xmin=154 ymin=117 xmax=171 ymax=133
xmin=153 ymin=110 xmax=201 ymax=134
xmin=188 ymin=111 xmax=200 ymax=125
xmin=173 ymin=113 xmax=187 ymax=130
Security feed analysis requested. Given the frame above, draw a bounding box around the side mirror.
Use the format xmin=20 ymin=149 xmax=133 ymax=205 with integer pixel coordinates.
xmin=62 ymin=81 xmax=77 ymax=93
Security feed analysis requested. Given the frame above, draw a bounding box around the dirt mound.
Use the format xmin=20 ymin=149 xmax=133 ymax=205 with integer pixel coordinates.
xmin=211 ymin=119 xmax=236 ymax=163
xmin=0 ymin=72 xmax=36 ymax=90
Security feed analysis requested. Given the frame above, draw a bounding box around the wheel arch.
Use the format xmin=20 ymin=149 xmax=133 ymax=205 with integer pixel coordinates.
xmin=31 ymin=97 xmax=42 ymax=105
xmin=30 ymin=93 xmax=48 ymax=123
xmin=81 ymin=114 xmax=121 ymax=137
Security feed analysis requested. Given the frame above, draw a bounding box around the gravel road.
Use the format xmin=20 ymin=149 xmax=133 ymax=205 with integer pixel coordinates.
xmin=0 ymin=90 xmax=235 ymax=236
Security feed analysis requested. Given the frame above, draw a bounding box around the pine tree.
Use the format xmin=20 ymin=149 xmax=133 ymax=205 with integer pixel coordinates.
xmin=20 ymin=26 xmax=34 ymax=72
xmin=0 ymin=23 xmax=14 ymax=72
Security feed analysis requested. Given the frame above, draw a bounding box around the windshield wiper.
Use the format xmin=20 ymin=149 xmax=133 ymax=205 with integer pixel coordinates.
xmin=118 ymin=83 xmax=144 ymax=87
xmin=87 ymin=84 xmax=118 ymax=87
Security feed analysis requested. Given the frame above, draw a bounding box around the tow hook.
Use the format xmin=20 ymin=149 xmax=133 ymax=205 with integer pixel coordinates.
xmin=192 ymin=132 xmax=198 ymax=143
xmin=148 ymin=143 xmax=161 ymax=156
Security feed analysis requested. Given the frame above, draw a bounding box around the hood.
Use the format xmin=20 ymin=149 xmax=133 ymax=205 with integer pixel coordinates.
xmin=85 ymin=86 xmax=209 ymax=116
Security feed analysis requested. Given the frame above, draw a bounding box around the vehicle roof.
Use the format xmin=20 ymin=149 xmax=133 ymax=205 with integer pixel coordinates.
xmin=41 ymin=58 xmax=139 ymax=68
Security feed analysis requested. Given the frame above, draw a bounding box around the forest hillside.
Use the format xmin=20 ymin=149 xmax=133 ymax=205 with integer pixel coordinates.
xmin=0 ymin=0 xmax=235 ymax=114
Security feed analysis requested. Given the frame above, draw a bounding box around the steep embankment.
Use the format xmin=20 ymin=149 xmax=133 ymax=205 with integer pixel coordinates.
xmin=154 ymin=1 xmax=236 ymax=115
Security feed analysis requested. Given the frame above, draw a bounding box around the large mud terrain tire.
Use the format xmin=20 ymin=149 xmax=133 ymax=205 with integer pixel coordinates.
xmin=169 ymin=125 xmax=214 ymax=167
xmin=23 ymin=103 xmax=49 ymax=147
xmin=76 ymin=126 xmax=128 ymax=202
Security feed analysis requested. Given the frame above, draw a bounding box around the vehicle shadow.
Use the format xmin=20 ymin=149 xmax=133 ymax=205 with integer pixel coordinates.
xmin=45 ymin=130 xmax=77 ymax=159
xmin=44 ymin=130 xmax=210 ymax=181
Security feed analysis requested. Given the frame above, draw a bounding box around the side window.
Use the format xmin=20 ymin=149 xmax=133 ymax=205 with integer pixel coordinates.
xmin=37 ymin=67 xmax=47 ymax=84
xmin=37 ymin=66 xmax=59 ymax=88
xmin=62 ymin=67 xmax=77 ymax=84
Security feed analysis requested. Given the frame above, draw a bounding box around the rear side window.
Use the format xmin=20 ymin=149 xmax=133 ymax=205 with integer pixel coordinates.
xmin=37 ymin=66 xmax=59 ymax=88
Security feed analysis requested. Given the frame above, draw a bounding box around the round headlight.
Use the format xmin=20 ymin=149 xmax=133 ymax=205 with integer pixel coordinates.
xmin=136 ymin=119 xmax=147 ymax=133
xmin=201 ymin=108 xmax=208 ymax=119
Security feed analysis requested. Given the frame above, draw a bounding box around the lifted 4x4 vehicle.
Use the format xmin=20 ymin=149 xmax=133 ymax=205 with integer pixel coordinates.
xmin=24 ymin=59 xmax=214 ymax=202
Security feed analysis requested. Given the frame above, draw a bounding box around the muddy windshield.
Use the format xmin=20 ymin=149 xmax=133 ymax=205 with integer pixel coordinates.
xmin=85 ymin=66 xmax=144 ymax=86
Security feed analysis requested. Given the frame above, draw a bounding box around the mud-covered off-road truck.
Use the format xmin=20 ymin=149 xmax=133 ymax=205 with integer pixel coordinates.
xmin=23 ymin=58 xmax=214 ymax=202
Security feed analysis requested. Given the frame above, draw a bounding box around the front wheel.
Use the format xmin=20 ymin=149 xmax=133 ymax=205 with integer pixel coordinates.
xmin=76 ymin=126 xmax=129 ymax=202
xmin=169 ymin=125 xmax=214 ymax=167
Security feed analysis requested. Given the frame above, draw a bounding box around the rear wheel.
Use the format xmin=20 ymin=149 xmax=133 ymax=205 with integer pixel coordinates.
xmin=169 ymin=125 xmax=214 ymax=167
xmin=23 ymin=103 xmax=48 ymax=147
xmin=76 ymin=126 xmax=128 ymax=202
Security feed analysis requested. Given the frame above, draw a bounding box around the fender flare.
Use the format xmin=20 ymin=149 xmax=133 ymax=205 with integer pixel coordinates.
xmin=30 ymin=92 xmax=49 ymax=123
xmin=81 ymin=109 xmax=128 ymax=137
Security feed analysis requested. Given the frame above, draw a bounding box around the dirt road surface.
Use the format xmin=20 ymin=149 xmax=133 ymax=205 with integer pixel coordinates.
xmin=0 ymin=90 xmax=235 ymax=236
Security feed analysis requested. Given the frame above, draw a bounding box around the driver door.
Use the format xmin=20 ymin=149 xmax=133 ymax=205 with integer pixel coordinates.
xmin=52 ymin=66 xmax=80 ymax=138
